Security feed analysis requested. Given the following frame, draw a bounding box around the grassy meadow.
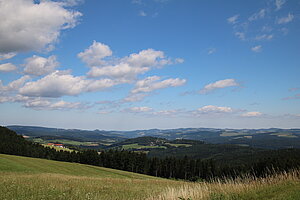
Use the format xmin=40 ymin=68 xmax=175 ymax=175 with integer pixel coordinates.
xmin=1 ymin=154 xmax=300 ymax=200
xmin=122 ymin=143 xmax=167 ymax=150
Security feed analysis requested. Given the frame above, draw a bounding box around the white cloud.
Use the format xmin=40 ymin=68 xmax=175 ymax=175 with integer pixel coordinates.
xmin=131 ymin=76 xmax=186 ymax=94
xmin=241 ymin=111 xmax=262 ymax=117
xmin=87 ymin=63 xmax=149 ymax=82
xmin=0 ymin=53 xmax=16 ymax=60
xmin=0 ymin=75 xmax=31 ymax=92
xmin=197 ymin=105 xmax=233 ymax=113
xmin=78 ymin=41 xmax=112 ymax=67
xmin=248 ymin=9 xmax=266 ymax=21
xmin=24 ymin=99 xmax=88 ymax=110
xmin=58 ymin=0 xmax=85 ymax=7
xmin=0 ymin=63 xmax=17 ymax=72
xmin=124 ymin=49 xmax=167 ymax=69
xmin=251 ymin=45 xmax=262 ymax=53
xmin=227 ymin=15 xmax=239 ymax=24
xmin=19 ymin=71 xmax=116 ymax=98
xmin=152 ymin=109 xmax=179 ymax=116
xmin=123 ymin=93 xmax=149 ymax=102
xmin=139 ymin=10 xmax=147 ymax=17
xmin=277 ymin=13 xmax=294 ymax=24
xmin=200 ymin=79 xmax=239 ymax=94
xmin=255 ymin=34 xmax=273 ymax=41
xmin=275 ymin=0 xmax=286 ymax=11
xmin=125 ymin=106 xmax=152 ymax=113
xmin=261 ymin=26 xmax=273 ymax=32
xmin=23 ymin=55 xmax=59 ymax=76
xmin=235 ymin=32 xmax=246 ymax=40
xmin=280 ymin=28 xmax=289 ymax=35
xmin=86 ymin=47 xmax=175 ymax=82
xmin=0 ymin=0 xmax=81 ymax=53
xmin=207 ymin=48 xmax=217 ymax=55
xmin=0 ymin=94 xmax=30 ymax=103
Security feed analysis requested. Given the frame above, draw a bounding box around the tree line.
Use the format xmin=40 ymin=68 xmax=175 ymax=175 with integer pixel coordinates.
xmin=1 ymin=126 xmax=300 ymax=181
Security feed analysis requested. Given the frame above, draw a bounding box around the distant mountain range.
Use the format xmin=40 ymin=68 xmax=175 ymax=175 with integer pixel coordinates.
xmin=7 ymin=125 xmax=300 ymax=149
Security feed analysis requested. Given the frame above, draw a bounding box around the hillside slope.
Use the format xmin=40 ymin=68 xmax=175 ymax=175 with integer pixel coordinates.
xmin=0 ymin=154 xmax=156 ymax=179
xmin=0 ymin=154 xmax=182 ymax=200
xmin=1 ymin=154 xmax=300 ymax=200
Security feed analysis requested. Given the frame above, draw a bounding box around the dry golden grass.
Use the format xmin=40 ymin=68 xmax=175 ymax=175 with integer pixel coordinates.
xmin=1 ymin=154 xmax=300 ymax=200
xmin=1 ymin=172 xmax=186 ymax=200
xmin=147 ymin=170 xmax=300 ymax=200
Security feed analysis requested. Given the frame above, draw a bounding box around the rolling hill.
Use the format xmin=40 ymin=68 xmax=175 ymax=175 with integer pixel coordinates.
xmin=8 ymin=125 xmax=300 ymax=149
xmin=0 ymin=154 xmax=181 ymax=200
xmin=1 ymin=154 xmax=300 ymax=200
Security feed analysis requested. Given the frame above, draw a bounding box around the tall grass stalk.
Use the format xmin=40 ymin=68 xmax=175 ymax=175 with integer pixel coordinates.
xmin=147 ymin=169 xmax=300 ymax=200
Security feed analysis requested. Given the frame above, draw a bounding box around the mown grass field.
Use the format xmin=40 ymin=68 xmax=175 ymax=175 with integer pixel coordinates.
xmin=1 ymin=154 xmax=300 ymax=200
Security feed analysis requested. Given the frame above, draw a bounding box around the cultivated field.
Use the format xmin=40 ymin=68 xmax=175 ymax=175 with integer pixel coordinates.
xmin=0 ymin=154 xmax=299 ymax=200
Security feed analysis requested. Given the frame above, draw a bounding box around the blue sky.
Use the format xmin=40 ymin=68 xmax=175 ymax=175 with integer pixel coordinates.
xmin=0 ymin=0 xmax=299 ymax=130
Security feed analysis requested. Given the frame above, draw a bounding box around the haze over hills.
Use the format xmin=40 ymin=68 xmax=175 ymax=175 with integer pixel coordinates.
xmin=1 ymin=124 xmax=300 ymax=199
xmin=8 ymin=125 xmax=300 ymax=149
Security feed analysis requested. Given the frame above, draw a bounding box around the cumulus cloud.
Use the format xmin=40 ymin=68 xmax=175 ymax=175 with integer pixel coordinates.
xmin=251 ymin=45 xmax=262 ymax=52
xmin=124 ymin=106 xmax=152 ymax=113
xmin=277 ymin=13 xmax=294 ymax=24
xmin=19 ymin=71 xmax=116 ymax=98
xmin=123 ymin=93 xmax=149 ymax=102
xmin=200 ymin=79 xmax=239 ymax=94
xmin=131 ymin=76 xmax=186 ymax=94
xmin=23 ymin=55 xmax=59 ymax=76
xmin=197 ymin=105 xmax=233 ymax=113
xmin=0 ymin=94 xmax=30 ymax=104
xmin=275 ymin=0 xmax=286 ymax=11
xmin=0 ymin=63 xmax=17 ymax=72
xmin=87 ymin=63 xmax=149 ymax=82
xmin=78 ymin=41 xmax=112 ymax=67
xmin=0 ymin=75 xmax=31 ymax=92
xmin=248 ymin=9 xmax=266 ymax=21
xmin=124 ymin=48 xmax=168 ymax=69
xmin=24 ymin=99 xmax=89 ymax=110
xmin=0 ymin=53 xmax=16 ymax=61
xmin=58 ymin=0 xmax=85 ymax=7
xmin=84 ymin=44 xmax=177 ymax=82
xmin=241 ymin=111 xmax=262 ymax=117
xmin=227 ymin=15 xmax=239 ymax=24
xmin=0 ymin=0 xmax=82 ymax=53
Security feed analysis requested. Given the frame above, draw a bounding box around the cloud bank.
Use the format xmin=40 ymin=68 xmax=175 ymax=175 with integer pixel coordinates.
xmin=0 ymin=0 xmax=82 ymax=53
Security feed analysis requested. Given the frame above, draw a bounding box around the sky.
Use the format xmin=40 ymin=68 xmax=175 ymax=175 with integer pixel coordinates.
xmin=0 ymin=0 xmax=300 ymax=130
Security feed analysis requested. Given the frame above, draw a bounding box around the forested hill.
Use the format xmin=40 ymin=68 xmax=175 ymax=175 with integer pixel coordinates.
xmin=8 ymin=125 xmax=300 ymax=149
xmin=2 ymin=125 xmax=300 ymax=181
xmin=7 ymin=125 xmax=125 ymax=142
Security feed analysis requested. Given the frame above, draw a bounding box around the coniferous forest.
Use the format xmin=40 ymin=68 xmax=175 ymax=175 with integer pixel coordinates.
xmin=1 ymin=126 xmax=300 ymax=181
